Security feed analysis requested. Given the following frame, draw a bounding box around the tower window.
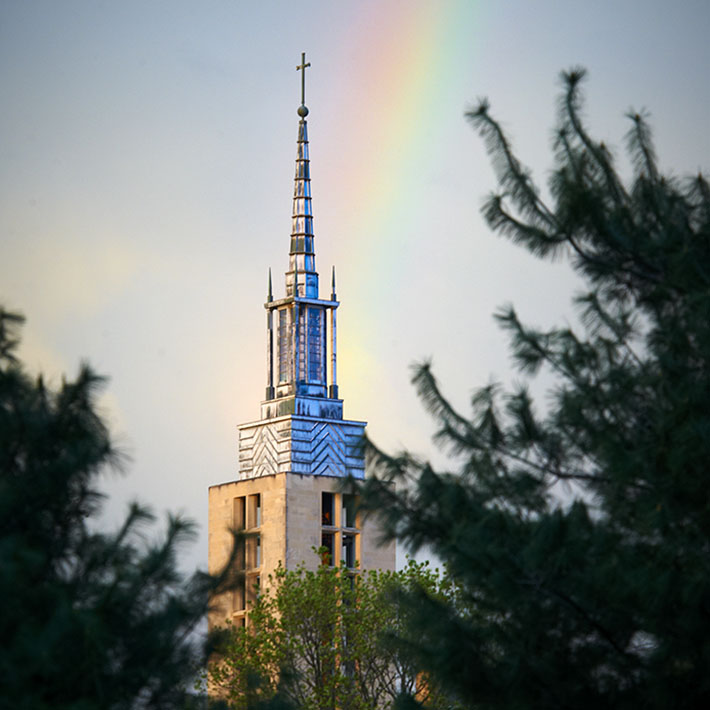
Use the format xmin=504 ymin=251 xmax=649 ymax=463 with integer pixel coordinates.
xmin=342 ymin=494 xmax=357 ymax=529
xmin=307 ymin=308 xmax=323 ymax=382
xmin=321 ymin=532 xmax=334 ymax=565
xmin=278 ymin=309 xmax=290 ymax=383
xmin=322 ymin=492 xmax=334 ymax=526
xmin=298 ymin=308 xmax=307 ymax=381
xmin=234 ymin=496 xmax=246 ymax=530
xmin=342 ymin=533 xmax=356 ymax=569
xmin=235 ymin=536 xmax=246 ymax=571
xmin=234 ymin=578 xmax=246 ymax=612
xmin=246 ymin=573 xmax=260 ymax=607
xmin=248 ymin=494 xmax=261 ymax=529
xmin=247 ymin=533 xmax=261 ymax=569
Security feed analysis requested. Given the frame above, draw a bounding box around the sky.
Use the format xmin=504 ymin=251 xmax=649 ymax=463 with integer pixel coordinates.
xmin=2 ymin=0 xmax=709 ymax=572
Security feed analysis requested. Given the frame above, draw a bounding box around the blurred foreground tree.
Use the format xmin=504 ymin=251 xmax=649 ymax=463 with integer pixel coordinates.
xmin=208 ymin=557 xmax=457 ymax=710
xmin=355 ymin=69 xmax=710 ymax=709
xmin=0 ymin=309 xmax=235 ymax=709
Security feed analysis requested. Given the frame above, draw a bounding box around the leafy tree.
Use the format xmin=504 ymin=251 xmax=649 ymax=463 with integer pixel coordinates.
xmin=208 ymin=557 xmax=456 ymax=710
xmin=0 ymin=309 xmax=236 ymax=709
xmin=354 ymin=69 xmax=710 ymax=709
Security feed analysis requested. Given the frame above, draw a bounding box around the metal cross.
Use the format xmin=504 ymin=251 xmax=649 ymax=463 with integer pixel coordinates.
xmin=296 ymin=52 xmax=311 ymax=106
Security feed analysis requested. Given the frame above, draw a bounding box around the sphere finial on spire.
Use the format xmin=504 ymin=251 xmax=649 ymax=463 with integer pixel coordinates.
xmin=296 ymin=52 xmax=310 ymax=117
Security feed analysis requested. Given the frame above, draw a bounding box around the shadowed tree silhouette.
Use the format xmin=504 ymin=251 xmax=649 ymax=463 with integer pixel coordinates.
xmin=354 ymin=69 xmax=710 ymax=709
xmin=0 ymin=308 xmax=237 ymax=709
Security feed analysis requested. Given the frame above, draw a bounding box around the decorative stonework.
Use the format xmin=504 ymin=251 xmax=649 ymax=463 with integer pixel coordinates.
xmin=238 ymin=415 xmax=365 ymax=480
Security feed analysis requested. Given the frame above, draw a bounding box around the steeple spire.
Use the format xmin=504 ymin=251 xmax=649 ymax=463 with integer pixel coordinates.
xmin=287 ymin=52 xmax=318 ymax=299
xmin=262 ymin=54 xmax=342 ymax=415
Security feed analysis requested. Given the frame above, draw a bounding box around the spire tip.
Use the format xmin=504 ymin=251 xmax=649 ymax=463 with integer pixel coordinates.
xmin=296 ymin=53 xmax=311 ymax=118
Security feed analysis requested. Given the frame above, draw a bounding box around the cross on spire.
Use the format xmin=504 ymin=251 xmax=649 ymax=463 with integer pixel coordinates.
xmin=296 ymin=52 xmax=310 ymax=109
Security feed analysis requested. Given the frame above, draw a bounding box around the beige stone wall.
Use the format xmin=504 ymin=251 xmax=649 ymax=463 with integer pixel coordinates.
xmin=284 ymin=474 xmax=396 ymax=572
xmin=208 ymin=472 xmax=396 ymax=629
xmin=208 ymin=473 xmax=288 ymax=580
xmin=360 ymin=509 xmax=397 ymax=572
xmin=208 ymin=473 xmax=288 ymax=629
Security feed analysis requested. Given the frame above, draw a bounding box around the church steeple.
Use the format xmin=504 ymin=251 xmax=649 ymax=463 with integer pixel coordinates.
xmin=262 ymin=53 xmax=340 ymax=419
xmin=209 ymin=56 xmax=392 ymax=631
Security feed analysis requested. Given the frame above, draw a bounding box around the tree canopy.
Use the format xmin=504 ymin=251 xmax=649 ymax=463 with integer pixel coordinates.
xmin=0 ymin=309 xmax=235 ymax=709
xmin=208 ymin=557 xmax=458 ymax=710
xmin=355 ymin=69 xmax=710 ymax=709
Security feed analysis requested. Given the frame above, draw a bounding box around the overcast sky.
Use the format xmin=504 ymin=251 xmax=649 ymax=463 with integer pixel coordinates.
xmin=2 ymin=0 xmax=709 ymax=571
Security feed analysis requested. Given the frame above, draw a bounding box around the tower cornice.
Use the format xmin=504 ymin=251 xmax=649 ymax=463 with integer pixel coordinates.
xmin=265 ymin=296 xmax=339 ymax=310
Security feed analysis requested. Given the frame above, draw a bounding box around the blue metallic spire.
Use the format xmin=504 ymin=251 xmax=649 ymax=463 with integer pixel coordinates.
xmin=287 ymin=53 xmax=318 ymax=299
xmin=262 ymin=54 xmax=342 ymax=416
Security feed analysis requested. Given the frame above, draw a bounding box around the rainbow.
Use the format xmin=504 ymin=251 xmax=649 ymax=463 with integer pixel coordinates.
xmin=325 ymin=1 xmax=484 ymax=329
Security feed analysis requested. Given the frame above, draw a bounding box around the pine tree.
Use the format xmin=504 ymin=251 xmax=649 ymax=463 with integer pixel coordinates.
xmin=355 ymin=69 xmax=710 ymax=709
xmin=0 ymin=309 xmax=235 ymax=709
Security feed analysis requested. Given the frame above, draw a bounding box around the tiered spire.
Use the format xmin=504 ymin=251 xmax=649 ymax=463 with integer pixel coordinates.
xmin=262 ymin=53 xmax=340 ymax=415
xmin=287 ymin=52 xmax=318 ymax=299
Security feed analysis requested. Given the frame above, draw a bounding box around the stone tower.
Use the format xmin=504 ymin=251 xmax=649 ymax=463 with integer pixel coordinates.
xmin=208 ymin=55 xmax=395 ymax=628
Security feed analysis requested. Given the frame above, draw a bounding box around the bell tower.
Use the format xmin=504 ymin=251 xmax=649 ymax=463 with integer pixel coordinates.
xmin=208 ymin=54 xmax=395 ymax=628
xmin=239 ymin=52 xmax=363 ymax=479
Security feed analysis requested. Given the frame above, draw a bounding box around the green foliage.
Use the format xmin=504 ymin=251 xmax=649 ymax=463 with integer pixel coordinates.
xmin=208 ymin=556 xmax=456 ymax=710
xmin=355 ymin=69 xmax=710 ymax=708
xmin=0 ymin=309 xmax=235 ymax=709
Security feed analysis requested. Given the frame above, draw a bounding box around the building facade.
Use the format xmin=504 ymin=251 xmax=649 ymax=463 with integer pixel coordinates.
xmin=208 ymin=59 xmax=395 ymax=628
